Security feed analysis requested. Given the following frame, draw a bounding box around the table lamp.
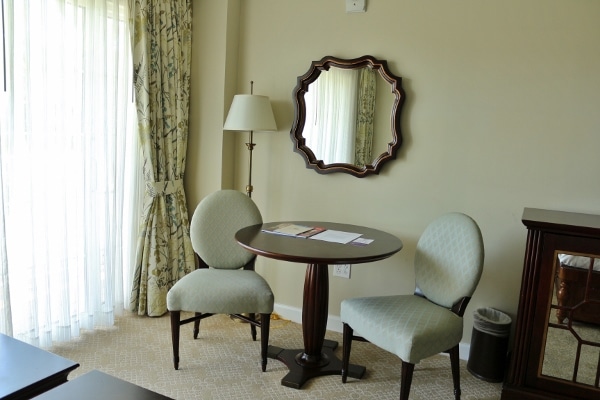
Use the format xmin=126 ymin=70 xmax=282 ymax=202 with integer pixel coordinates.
xmin=223 ymin=82 xmax=277 ymax=197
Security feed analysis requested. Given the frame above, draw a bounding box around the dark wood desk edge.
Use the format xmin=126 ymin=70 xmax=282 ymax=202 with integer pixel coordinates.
xmin=32 ymin=370 xmax=174 ymax=400
xmin=3 ymin=363 xmax=80 ymax=400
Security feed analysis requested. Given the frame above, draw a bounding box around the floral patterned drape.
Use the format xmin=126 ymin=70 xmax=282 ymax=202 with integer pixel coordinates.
xmin=354 ymin=67 xmax=377 ymax=168
xmin=128 ymin=0 xmax=195 ymax=316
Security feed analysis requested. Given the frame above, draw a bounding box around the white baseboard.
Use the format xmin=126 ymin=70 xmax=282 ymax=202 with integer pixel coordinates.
xmin=274 ymin=302 xmax=471 ymax=361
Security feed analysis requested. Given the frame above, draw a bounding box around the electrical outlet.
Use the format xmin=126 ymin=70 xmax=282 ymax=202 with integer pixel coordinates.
xmin=333 ymin=264 xmax=351 ymax=279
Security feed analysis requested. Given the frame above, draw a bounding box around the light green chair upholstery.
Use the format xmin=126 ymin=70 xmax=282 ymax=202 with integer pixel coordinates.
xmin=341 ymin=212 xmax=484 ymax=400
xmin=167 ymin=190 xmax=274 ymax=372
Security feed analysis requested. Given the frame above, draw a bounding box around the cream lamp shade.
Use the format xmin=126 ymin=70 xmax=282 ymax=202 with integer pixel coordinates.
xmin=222 ymin=93 xmax=277 ymax=198
xmin=223 ymin=95 xmax=277 ymax=132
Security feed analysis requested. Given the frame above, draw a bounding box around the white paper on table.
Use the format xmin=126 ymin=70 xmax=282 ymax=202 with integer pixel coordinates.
xmin=350 ymin=238 xmax=374 ymax=246
xmin=309 ymin=230 xmax=362 ymax=244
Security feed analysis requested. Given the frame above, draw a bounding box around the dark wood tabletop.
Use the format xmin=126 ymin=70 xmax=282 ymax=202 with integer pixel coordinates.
xmin=0 ymin=333 xmax=79 ymax=400
xmin=235 ymin=221 xmax=403 ymax=265
xmin=236 ymin=221 xmax=403 ymax=389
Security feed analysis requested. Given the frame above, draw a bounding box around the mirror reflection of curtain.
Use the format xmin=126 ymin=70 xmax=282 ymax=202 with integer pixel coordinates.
xmin=304 ymin=68 xmax=359 ymax=164
xmin=128 ymin=0 xmax=196 ymax=317
xmin=354 ymin=68 xmax=377 ymax=167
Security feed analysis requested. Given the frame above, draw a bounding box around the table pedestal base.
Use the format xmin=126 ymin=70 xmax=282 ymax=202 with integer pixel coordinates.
xmin=268 ymin=340 xmax=366 ymax=389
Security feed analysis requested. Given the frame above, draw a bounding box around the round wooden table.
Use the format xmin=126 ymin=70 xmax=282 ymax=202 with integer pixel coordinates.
xmin=235 ymin=221 xmax=403 ymax=389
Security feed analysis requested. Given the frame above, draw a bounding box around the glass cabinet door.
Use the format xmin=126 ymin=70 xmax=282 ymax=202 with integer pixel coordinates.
xmin=501 ymin=208 xmax=600 ymax=400
xmin=542 ymin=251 xmax=600 ymax=386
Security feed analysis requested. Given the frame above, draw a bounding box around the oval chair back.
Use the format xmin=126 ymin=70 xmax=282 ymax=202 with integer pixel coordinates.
xmin=414 ymin=212 xmax=484 ymax=309
xmin=190 ymin=189 xmax=262 ymax=269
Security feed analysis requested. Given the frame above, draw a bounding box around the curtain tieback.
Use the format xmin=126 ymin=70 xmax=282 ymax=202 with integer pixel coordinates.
xmin=146 ymin=179 xmax=184 ymax=197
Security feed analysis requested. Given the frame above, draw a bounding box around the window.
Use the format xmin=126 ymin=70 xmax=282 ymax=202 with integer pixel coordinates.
xmin=0 ymin=0 xmax=140 ymax=347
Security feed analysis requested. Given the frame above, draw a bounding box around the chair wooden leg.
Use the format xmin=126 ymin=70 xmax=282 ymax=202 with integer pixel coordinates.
xmin=400 ymin=361 xmax=415 ymax=400
xmin=170 ymin=311 xmax=180 ymax=370
xmin=342 ymin=323 xmax=353 ymax=383
xmin=260 ymin=313 xmax=270 ymax=372
xmin=193 ymin=312 xmax=201 ymax=339
xmin=249 ymin=312 xmax=257 ymax=341
xmin=449 ymin=345 xmax=462 ymax=400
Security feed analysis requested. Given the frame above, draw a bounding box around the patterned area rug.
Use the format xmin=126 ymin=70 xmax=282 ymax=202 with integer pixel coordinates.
xmin=49 ymin=312 xmax=502 ymax=399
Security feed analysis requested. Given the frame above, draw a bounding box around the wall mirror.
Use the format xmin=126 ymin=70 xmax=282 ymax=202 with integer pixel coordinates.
xmin=290 ymin=55 xmax=405 ymax=178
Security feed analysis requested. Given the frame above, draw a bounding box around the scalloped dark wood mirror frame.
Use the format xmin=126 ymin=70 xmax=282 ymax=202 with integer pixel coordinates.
xmin=290 ymin=55 xmax=405 ymax=178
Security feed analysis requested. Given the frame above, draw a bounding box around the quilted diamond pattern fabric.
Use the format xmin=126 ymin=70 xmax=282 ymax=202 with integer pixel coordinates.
xmin=341 ymin=295 xmax=463 ymax=364
xmin=167 ymin=190 xmax=274 ymax=314
xmin=340 ymin=212 xmax=484 ymax=365
xmin=414 ymin=213 xmax=484 ymax=308
xmin=189 ymin=190 xmax=262 ymax=269
xmin=167 ymin=268 xmax=274 ymax=314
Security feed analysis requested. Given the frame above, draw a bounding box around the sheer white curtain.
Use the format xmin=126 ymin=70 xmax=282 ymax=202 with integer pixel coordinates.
xmin=0 ymin=0 xmax=140 ymax=347
xmin=303 ymin=68 xmax=359 ymax=164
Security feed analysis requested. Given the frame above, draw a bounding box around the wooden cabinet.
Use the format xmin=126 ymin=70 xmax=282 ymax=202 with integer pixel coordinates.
xmin=501 ymin=208 xmax=600 ymax=399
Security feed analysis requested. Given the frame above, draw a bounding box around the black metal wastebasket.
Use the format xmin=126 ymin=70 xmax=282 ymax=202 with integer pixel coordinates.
xmin=467 ymin=307 xmax=512 ymax=383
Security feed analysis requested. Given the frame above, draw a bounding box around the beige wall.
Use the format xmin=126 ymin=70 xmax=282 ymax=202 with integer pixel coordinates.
xmin=188 ymin=0 xmax=600 ymax=345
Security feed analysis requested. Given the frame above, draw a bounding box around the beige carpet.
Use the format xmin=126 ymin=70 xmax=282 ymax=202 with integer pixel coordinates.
xmin=49 ymin=312 xmax=502 ymax=399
